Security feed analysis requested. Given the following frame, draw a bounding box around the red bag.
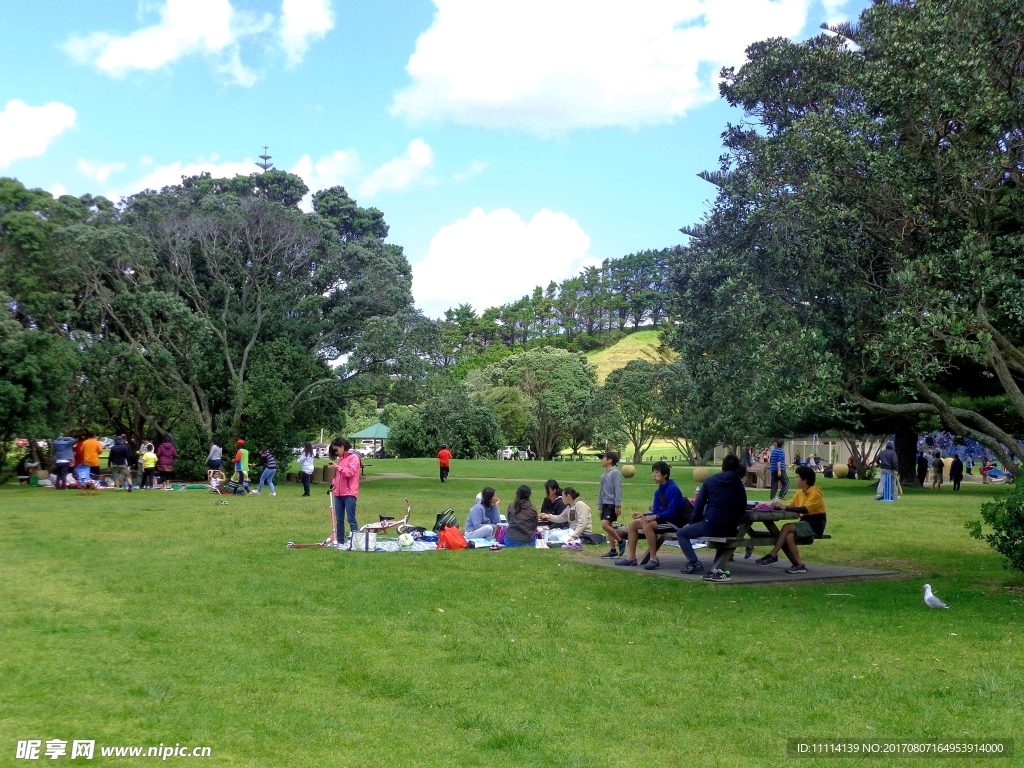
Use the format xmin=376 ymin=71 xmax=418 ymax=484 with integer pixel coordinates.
xmin=437 ymin=526 xmax=468 ymax=550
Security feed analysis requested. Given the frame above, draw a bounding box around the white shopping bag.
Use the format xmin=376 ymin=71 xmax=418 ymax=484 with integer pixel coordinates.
xmin=348 ymin=530 xmax=377 ymax=551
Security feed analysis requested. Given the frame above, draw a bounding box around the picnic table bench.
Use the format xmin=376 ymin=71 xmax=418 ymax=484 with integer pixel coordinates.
xmin=634 ymin=504 xmax=831 ymax=569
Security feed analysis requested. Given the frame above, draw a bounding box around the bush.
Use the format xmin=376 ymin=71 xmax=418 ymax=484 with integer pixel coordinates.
xmin=966 ymin=485 xmax=1024 ymax=574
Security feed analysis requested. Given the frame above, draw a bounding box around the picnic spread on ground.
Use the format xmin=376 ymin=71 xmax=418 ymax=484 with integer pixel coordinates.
xmin=285 ymin=452 xmax=846 ymax=584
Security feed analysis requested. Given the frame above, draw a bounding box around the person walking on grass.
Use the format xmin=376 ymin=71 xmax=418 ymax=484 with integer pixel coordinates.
xmin=107 ymin=435 xmax=134 ymax=492
xmin=330 ymin=438 xmax=361 ymax=544
xmin=598 ymin=451 xmax=625 ymax=559
xmin=299 ymin=442 xmax=315 ymax=497
xmin=931 ymin=451 xmax=944 ymax=490
xmin=229 ymin=440 xmax=251 ymax=494
xmin=950 ymin=454 xmax=964 ymax=491
xmin=769 ymin=440 xmax=789 ymax=500
xmin=616 ymin=461 xmax=691 ymax=571
xmin=504 ymin=485 xmax=539 ymax=547
xmin=437 ymin=443 xmax=452 ymax=483
xmin=253 ymin=447 xmax=278 ymax=496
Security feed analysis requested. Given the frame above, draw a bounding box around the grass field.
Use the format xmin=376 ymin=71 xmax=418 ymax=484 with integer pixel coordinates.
xmin=585 ymin=329 xmax=675 ymax=383
xmin=2 ymin=460 xmax=1022 ymax=767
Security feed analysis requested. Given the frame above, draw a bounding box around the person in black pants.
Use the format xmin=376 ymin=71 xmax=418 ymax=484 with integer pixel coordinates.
xmin=949 ymin=454 xmax=964 ymax=491
xmin=916 ymin=451 xmax=929 ymax=487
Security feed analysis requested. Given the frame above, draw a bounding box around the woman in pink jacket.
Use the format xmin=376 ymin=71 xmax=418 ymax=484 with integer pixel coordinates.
xmin=330 ymin=437 xmax=361 ymax=543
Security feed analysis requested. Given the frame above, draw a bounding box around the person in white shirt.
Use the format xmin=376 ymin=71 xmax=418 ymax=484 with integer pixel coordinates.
xmin=541 ymin=487 xmax=592 ymax=540
xmin=299 ymin=442 xmax=316 ymax=497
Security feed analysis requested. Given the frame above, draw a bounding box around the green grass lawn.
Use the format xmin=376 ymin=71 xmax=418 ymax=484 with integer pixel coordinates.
xmin=2 ymin=462 xmax=1022 ymax=767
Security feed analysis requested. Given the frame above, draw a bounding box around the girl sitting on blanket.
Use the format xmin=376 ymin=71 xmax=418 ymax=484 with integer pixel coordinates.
xmin=540 ymin=487 xmax=592 ymax=541
xmin=465 ymin=487 xmax=502 ymax=540
xmin=504 ymin=485 xmax=539 ymax=547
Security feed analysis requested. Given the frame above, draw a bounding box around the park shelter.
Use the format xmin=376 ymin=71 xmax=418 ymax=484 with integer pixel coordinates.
xmin=348 ymin=423 xmax=390 ymax=453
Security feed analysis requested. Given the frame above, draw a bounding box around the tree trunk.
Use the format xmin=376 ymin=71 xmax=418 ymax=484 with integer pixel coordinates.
xmin=894 ymin=423 xmax=921 ymax=488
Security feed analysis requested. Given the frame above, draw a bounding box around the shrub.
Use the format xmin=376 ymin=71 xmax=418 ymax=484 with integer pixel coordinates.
xmin=966 ymin=485 xmax=1024 ymax=574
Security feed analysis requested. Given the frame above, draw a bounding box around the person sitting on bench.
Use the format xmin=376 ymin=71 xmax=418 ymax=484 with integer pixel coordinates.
xmin=755 ymin=465 xmax=826 ymax=573
xmin=465 ymin=487 xmax=501 ymax=540
xmin=676 ymin=454 xmax=747 ymax=575
xmin=616 ymin=461 xmax=691 ymax=570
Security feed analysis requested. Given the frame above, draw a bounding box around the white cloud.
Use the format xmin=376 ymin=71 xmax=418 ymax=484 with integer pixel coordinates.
xmin=109 ymin=155 xmax=258 ymax=198
xmin=290 ymin=149 xmax=360 ymax=210
xmin=412 ymin=207 xmax=592 ymax=318
xmin=49 ymin=183 xmax=69 ymax=198
xmin=358 ymin=139 xmax=434 ymax=198
xmin=452 ymin=159 xmax=486 ymax=182
xmin=392 ymin=0 xmax=811 ymax=133
xmin=77 ymin=158 xmax=127 ymax=184
xmin=0 ymin=99 xmax=77 ymax=168
xmin=281 ymin=0 xmax=335 ymax=66
xmin=64 ymin=0 xmax=271 ymax=86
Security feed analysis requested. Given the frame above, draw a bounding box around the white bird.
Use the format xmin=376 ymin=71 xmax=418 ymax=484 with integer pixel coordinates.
xmin=923 ymin=584 xmax=950 ymax=609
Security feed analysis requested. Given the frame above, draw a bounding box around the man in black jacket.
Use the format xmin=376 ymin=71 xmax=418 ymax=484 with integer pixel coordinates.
xmin=676 ymin=454 xmax=747 ymax=580
xmin=107 ymin=435 xmax=134 ymax=491
xmin=916 ymin=451 xmax=929 ymax=486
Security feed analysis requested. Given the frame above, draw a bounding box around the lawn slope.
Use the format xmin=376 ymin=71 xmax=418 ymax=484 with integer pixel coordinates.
xmin=586 ymin=329 xmax=675 ymax=383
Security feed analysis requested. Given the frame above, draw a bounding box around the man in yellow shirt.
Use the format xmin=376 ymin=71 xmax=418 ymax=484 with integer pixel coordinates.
xmin=755 ymin=465 xmax=826 ymax=574
xmin=80 ymin=433 xmax=104 ymax=481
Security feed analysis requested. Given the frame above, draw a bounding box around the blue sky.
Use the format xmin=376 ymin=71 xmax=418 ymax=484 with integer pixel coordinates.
xmin=0 ymin=0 xmax=867 ymax=317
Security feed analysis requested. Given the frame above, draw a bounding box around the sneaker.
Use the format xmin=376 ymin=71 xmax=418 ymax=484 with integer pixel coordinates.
xmin=680 ymin=561 xmax=704 ymax=574
xmin=126 ymin=484 xmax=132 ymax=493
xmin=643 ymin=560 xmax=661 ymax=570
xmin=600 ymin=549 xmax=619 ymax=559
xmin=755 ymin=554 xmax=779 ymax=566
xmin=252 ymin=491 xmax=260 ymax=495
xmin=270 ymin=492 xmax=276 ymax=496
xmin=618 ymin=540 xmax=626 ymax=556
xmin=614 ymin=558 xmax=638 ymax=567
xmin=744 ymin=547 xmax=754 ymax=559
xmin=703 ymin=569 xmax=732 ymax=582
xmin=786 ymin=563 xmax=808 ymax=574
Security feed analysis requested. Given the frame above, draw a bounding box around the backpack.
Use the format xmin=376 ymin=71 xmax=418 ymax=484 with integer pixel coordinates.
xmin=433 ymin=508 xmax=458 ymax=532
xmin=437 ymin=526 xmax=468 ymax=550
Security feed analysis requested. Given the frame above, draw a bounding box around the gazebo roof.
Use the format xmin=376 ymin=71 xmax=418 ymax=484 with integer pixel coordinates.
xmin=347 ymin=423 xmax=390 ymax=440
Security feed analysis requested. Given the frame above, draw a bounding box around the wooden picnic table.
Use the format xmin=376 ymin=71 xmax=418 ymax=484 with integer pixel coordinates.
xmin=635 ymin=505 xmax=829 ymax=570
xmin=702 ymin=509 xmax=800 ymax=572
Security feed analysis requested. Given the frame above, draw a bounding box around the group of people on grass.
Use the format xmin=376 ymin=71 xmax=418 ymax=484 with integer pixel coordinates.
xmin=456 ymin=449 xmax=825 ymax=581
xmin=25 ymin=432 xmax=179 ymax=491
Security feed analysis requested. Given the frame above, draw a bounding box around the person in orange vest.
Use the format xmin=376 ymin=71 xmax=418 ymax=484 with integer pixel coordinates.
xmin=437 ymin=444 xmax=452 ymax=483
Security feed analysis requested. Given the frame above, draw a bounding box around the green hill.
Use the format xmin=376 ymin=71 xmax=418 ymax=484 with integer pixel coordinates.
xmin=587 ymin=329 xmax=675 ymax=383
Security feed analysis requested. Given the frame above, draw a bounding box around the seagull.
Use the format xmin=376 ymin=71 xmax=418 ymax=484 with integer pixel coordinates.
xmin=923 ymin=584 xmax=950 ymax=609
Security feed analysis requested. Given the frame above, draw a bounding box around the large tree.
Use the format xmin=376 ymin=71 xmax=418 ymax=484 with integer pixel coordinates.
xmin=0 ymin=172 xmax=417 ymax=470
xmin=487 ymin=347 xmax=598 ymax=459
xmin=670 ymin=0 xmax=1024 ymax=476
xmin=604 ymin=360 xmax=670 ymax=463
